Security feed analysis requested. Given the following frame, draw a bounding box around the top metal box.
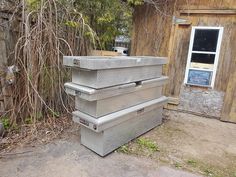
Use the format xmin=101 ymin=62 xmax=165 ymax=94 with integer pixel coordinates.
xmin=63 ymin=56 xmax=167 ymax=88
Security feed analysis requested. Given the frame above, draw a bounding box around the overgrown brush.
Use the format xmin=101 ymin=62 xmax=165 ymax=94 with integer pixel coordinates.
xmin=1 ymin=0 xmax=162 ymax=127
xmin=6 ymin=0 xmax=96 ymax=126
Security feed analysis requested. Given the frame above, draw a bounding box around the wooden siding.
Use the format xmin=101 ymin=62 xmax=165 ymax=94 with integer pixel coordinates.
xmin=177 ymin=0 xmax=236 ymax=9
xmin=165 ymin=13 xmax=236 ymax=96
xmin=180 ymin=9 xmax=236 ymax=15
xmin=131 ymin=2 xmax=175 ymax=57
xmin=131 ymin=1 xmax=236 ymax=122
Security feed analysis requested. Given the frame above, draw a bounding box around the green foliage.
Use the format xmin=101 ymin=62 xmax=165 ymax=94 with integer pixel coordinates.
xmin=25 ymin=117 xmax=33 ymax=124
xmin=1 ymin=117 xmax=20 ymax=131
xmin=1 ymin=117 xmax=10 ymax=129
xmin=117 ymin=145 xmax=130 ymax=154
xmin=204 ymin=168 xmax=214 ymax=177
xmin=36 ymin=112 xmax=43 ymax=121
xmin=26 ymin=0 xmax=41 ymax=10
xmin=27 ymin=0 xmax=140 ymax=50
xmin=12 ymin=123 xmax=20 ymax=132
xmin=187 ymin=159 xmax=197 ymax=167
xmin=136 ymin=137 xmax=160 ymax=152
xmin=49 ymin=110 xmax=60 ymax=118
xmin=174 ymin=162 xmax=182 ymax=169
xmin=127 ymin=0 xmax=144 ymax=6
xmin=73 ymin=0 xmax=134 ymax=49
xmin=65 ymin=21 xmax=80 ymax=28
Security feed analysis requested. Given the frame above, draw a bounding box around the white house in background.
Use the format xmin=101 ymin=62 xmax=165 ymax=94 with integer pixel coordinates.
xmin=114 ymin=35 xmax=130 ymax=48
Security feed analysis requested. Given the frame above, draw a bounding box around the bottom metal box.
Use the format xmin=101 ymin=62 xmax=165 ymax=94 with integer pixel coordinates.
xmin=80 ymin=107 xmax=163 ymax=156
xmin=74 ymin=97 xmax=167 ymax=156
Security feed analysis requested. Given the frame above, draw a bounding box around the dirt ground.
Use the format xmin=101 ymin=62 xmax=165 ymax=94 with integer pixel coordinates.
xmin=120 ymin=110 xmax=236 ymax=177
xmin=0 ymin=110 xmax=235 ymax=177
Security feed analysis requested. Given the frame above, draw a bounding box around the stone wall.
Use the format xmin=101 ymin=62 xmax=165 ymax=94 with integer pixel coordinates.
xmin=178 ymin=86 xmax=225 ymax=118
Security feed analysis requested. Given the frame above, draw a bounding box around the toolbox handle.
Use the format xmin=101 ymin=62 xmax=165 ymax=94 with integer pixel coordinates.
xmin=73 ymin=59 xmax=80 ymax=66
xmin=79 ymin=118 xmax=89 ymax=126
xmin=137 ymin=108 xmax=145 ymax=114
xmin=75 ymin=91 xmax=81 ymax=95
xmin=135 ymin=81 xmax=142 ymax=87
xmin=79 ymin=118 xmax=97 ymax=130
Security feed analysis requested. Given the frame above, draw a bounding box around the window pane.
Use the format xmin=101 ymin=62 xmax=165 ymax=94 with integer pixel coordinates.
xmin=191 ymin=53 xmax=215 ymax=64
xmin=187 ymin=69 xmax=212 ymax=86
xmin=192 ymin=29 xmax=219 ymax=52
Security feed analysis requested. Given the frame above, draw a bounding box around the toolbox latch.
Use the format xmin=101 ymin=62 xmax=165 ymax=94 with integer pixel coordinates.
xmin=73 ymin=59 xmax=80 ymax=66
xmin=135 ymin=81 xmax=142 ymax=88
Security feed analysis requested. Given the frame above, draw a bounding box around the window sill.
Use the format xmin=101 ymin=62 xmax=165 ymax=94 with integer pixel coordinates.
xmin=185 ymin=83 xmax=213 ymax=90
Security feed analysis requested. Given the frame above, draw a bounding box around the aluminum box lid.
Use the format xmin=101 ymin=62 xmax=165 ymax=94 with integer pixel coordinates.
xmin=63 ymin=56 xmax=167 ymax=70
xmin=65 ymin=76 xmax=168 ymax=101
xmin=73 ymin=96 xmax=168 ymax=132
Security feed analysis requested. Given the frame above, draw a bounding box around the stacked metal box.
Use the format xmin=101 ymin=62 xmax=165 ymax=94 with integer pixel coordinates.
xmin=63 ymin=56 xmax=168 ymax=156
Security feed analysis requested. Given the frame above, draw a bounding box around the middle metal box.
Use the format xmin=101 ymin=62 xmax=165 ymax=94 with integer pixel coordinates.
xmin=65 ymin=76 xmax=168 ymax=118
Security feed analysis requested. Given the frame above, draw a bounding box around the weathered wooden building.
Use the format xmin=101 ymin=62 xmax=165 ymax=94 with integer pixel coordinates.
xmin=131 ymin=0 xmax=236 ymax=123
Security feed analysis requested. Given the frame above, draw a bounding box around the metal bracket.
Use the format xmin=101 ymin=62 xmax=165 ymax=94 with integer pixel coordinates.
xmin=172 ymin=16 xmax=191 ymax=25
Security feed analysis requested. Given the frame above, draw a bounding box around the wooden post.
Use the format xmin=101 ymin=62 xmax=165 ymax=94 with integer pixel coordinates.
xmin=221 ymin=57 xmax=236 ymax=123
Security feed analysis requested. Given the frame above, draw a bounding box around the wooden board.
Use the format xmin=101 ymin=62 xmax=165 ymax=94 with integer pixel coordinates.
xmin=180 ymin=9 xmax=236 ymax=15
xmin=131 ymin=2 xmax=175 ymax=57
xmin=168 ymin=97 xmax=180 ymax=105
xmin=91 ymin=50 xmax=119 ymax=56
xmin=164 ymin=24 xmax=190 ymax=97
xmin=221 ymin=41 xmax=236 ymax=123
xmin=178 ymin=0 xmax=236 ymax=9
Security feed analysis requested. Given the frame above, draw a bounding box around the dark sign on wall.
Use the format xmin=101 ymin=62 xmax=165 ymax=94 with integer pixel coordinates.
xmin=187 ymin=69 xmax=212 ymax=86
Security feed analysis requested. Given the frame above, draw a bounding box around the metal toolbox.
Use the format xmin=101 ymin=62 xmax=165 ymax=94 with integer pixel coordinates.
xmin=63 ymin=56 xmax=167 ymax=88
xmin=65 ymin=77 xmax=168 ymax=117
xmin=73 ymin=96 xmax=168 ymax=156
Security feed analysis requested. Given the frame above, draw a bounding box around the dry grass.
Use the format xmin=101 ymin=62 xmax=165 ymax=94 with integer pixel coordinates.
xmin=0 ymin=0 xmax=97 ymax=128
xmin=0 ymin=115 xmax=72 ymax=154
xmin=117 ymin=111 xmax=236 ymax=177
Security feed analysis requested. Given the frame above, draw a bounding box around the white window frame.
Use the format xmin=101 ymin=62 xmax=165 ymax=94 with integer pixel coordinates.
xmin=184 ymin=26 xmax=224 ymax=88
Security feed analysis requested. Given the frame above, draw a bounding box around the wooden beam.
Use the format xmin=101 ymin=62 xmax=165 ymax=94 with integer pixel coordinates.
xmin=180 ymin=9 xmax=236 ymax=15
xmin=91 ymin=50 xmax=119 ymax=56
xmin=168 ymin=97 xmax=180 ymax=105
xmin=164 ymin=104 xmax=178 ymax=110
